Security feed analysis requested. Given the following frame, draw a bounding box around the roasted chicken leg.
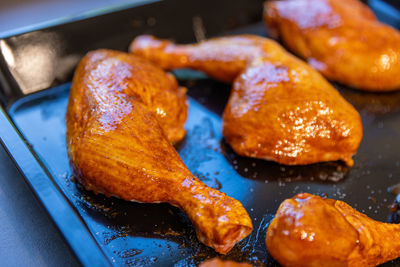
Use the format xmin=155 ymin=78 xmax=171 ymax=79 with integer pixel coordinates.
xmin=66 ymin=49 xmax=252 ymax=254
xmin=264 ymin=0 xmax=400 ymax=91
xmin=130 ymin=35 xmax=363 ymax=166
xmin=266 ymin=193 xmax=400 ymax=266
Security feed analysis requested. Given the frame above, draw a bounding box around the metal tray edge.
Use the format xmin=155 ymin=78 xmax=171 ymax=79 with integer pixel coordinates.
xmin=0 ymin=106 xmax=111 ymax=267
xmin=0 ymin=0 xmax=159 ymax=39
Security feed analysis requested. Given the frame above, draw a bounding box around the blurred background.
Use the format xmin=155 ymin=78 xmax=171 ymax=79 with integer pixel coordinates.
xmin=0 ymin=0 xmax=398 ymax=36
xmin=0 ymin=0 xmax=143 ymax=34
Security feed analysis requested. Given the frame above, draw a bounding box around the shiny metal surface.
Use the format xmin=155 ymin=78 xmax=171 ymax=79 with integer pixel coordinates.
xmin=0 ymin=140 xmax=79 ymax=266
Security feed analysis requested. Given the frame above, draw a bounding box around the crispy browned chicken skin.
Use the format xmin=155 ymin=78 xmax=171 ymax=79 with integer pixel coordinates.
xmin=264 ymin=0 xmax=400 ymax=91
xmin=130 ymin=35 xmax=363 ymax=166
xmin=267 ymin=193 xmax=400 ymax=266
xmin=66 ymin=49 xmax=252 ymax=254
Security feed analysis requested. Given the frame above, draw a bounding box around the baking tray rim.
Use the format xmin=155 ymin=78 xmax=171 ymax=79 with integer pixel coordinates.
xmin=0 ymin=0 xmax=159 ymax=39
xmin=0 ymin=103 xmax=111 ymax=266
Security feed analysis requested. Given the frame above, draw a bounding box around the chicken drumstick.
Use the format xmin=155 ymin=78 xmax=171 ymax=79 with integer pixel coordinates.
xmin=267 ymin=193 xmax=400 ymax=266
xmin=264 ymin=0 xmax=400 ymax=91
xmin=130 ymin=35 xmax=363 ymax=166
xmin=66 ymin=49 xmax=252 ymax=254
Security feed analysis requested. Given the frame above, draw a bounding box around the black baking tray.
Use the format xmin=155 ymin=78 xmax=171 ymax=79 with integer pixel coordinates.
xmin=0 ymin=0 xmax=399 ymax=266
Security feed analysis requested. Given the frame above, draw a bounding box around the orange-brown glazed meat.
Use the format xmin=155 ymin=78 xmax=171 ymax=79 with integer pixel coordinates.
xmin=264 ymin=0 xmax=400 ymax=91
xmin=199 ymin=258 xmax=252 ymax=267
xmin=266 ymin=193 xmax=400 ymax=267
xmin=130 ymin=35 xmax=363 ymax=166
xmin=66 ymin=49 xmax=252 ymax=254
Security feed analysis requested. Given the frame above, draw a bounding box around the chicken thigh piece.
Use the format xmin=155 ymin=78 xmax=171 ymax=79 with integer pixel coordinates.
xmin=266 ymin=193 xmax=400 ymax=267
xmin=130 ymin=35 xmax=363 ymax=166
xmin=264 ymin=0 xmax=400 ymax=91
xmin=66 ymin=49 xmax=252 ymax=254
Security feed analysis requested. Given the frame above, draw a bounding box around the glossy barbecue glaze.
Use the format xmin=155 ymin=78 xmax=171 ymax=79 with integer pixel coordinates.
xmin=130 ymin=35 xmax=363 ymax=166
xmin=266 ymin=193 xmax=400 ymax=267
xmin=199 ymin=258 xmax=252 ymax=267
xmin=66 ymin=49 xmax=252 ymax=254
xmin=264 ymin=0 xmax=400 ymax=91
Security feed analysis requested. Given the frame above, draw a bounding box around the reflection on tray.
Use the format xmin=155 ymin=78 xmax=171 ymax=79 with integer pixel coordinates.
xmin=222 ymin=141 xmax=349 ymax=184
xmin=338 ymin=85 xmax=400 ymax=115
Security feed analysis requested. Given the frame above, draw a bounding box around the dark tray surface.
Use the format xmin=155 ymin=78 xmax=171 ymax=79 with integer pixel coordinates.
xmin=9 ymin=64 xmax=400 ymax=267
xmin=2 ymin=0 xmax=400 ymax=266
